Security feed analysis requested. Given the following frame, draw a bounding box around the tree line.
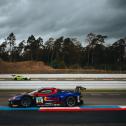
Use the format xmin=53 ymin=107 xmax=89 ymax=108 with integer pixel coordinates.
xmin=0 ymin=32 xmax=126 ymax=71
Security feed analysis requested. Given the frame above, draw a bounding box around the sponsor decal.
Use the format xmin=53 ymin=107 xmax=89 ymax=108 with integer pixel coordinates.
xmin=36 ymin=97 xmax=43 ymax=103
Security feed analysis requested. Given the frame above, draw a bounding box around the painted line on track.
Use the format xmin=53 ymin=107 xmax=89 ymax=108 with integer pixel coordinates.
xmin=0 ymin=105 xmax=126 ymax=111
xmin=39 ymin=108 xmax=126 ymax=112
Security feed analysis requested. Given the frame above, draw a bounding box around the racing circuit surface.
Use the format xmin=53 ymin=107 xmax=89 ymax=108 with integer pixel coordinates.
xmin=0 ymin=75 xmax=126 ymax=126
xmin=0 ymin=91 xmax=126 ymax=126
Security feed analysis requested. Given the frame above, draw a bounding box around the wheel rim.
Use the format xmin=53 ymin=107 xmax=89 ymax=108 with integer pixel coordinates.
xmin=21 ymin=98 xmax=31 ymax=107
xmin=67 ymin=97 xmax=76 ymax=107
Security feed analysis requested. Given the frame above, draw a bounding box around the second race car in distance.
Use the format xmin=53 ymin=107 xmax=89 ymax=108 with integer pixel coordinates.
xmin=8 ymin=86 xmax=86 ymax=107
xmin=12 ymin=75 xmax=31 ymax=81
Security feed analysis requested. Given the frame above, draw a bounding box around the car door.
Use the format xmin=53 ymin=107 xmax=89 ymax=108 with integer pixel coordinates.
xmin=34 ymin=89 xmax=54 ymax=105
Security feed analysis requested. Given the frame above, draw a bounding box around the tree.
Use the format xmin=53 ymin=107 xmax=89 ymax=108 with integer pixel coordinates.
xmin=26 ymin=35 xmax=36 ymax=60
xmin=35 ymin=37 xmax=44 ymax=60
xmin=16 ymin=40 xmax=26 ymax=61
xmin=25 ymin=35 xmax=44 ymax=61
xmin=109 ymin=38 xmax=126 ymax=71
xmin=62 ymin=38 xmax=81 ymax=67
xmin=0 ymin=41 xmax=8 ymax=61
xmin=85 ymin=33 xmax=107 ymax=66
xmin=53 ymin=37 xmax=64 ymax=61
xmin=7 ymin=33 xmax=16 ymax=62
xmin=44 ymin=37 xmax=55 ymax=63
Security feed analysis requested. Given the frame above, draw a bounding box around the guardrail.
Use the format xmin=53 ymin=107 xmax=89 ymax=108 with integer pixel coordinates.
xmin=0 ymin=81 xmax=126 ymax=89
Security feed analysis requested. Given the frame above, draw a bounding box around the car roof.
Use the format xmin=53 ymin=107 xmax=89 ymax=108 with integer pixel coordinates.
xmin=38 ymin=87 xmax=61 ymax=92
xmin=41 ymin=88 xmax=58 ymax=90
xmin=38 ymin=88 xmax=60 ymax=94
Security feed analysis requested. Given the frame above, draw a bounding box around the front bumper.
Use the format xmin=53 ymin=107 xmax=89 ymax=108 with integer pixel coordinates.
xmin=8 ymin=100 xmax=21 ymax=107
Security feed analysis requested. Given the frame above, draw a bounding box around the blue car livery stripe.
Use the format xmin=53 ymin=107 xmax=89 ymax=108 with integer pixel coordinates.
xmin=0 ymin=106 xmax=39 ymax=111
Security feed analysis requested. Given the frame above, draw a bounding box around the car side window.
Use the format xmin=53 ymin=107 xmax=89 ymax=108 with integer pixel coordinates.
xmin=39 ymin=89 xmax=52 ymax=94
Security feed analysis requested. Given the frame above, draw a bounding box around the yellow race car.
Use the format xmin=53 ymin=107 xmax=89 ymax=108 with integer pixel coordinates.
xmin=12 ymin=75 xmax=31 ymax=81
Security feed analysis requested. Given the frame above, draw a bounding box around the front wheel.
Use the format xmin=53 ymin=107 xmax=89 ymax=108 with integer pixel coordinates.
xmin=21 ymin=97 xmax=32 ymax=107
xmin=8 ymin=103 xmax=13 ymax=107
xmin=14 ymin=78 xmax=17 ymax=80
xmin=65 ymin=96 xmax=76 ymax=107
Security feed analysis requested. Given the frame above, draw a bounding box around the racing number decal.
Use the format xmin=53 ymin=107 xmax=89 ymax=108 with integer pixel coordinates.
xmin=36 ymin=97 xmax=43 ymax=103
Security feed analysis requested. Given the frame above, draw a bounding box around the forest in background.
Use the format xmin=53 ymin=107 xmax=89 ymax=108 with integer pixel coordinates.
xmin=0 ymin=32 xmax=126 ymax=71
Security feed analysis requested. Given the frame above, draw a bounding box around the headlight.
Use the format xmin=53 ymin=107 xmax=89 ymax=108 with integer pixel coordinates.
xmin=12 ymin=96 xmax=16 ymax=100
xmin=8 ymin=97 xmax=15 ymax=101
xmin=10 ymin=96 xmax=21 ymax=100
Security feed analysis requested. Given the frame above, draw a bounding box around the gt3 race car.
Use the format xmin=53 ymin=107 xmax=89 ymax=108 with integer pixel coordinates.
xmin=8 ymin=86 xmax=85 ymax=107
xmin=12 ymin=75 xmax=31 ymax=81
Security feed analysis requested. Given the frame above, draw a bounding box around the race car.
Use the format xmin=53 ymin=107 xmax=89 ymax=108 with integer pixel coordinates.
xmin=12 ymin=75 xmax=31 ymax=81
xmin=8 ymin=86 xmax=85 ymax=107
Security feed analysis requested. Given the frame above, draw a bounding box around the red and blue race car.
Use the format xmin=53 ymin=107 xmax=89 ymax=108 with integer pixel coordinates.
xmin=8 ymin=86 xmax=85 ymax=107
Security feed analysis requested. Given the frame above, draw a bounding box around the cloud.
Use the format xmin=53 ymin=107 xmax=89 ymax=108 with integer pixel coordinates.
xmin=0 ymin=0 xmax=126 ymax=44
xmin=108 ymin=0 xmax=126 ymax=9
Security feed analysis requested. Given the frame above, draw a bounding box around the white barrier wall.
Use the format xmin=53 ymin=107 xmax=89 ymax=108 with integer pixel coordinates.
xmin=0 ymin=81 xmax=126 ymax=89
xmin=0 ymin=74 xmax=126 ymax=79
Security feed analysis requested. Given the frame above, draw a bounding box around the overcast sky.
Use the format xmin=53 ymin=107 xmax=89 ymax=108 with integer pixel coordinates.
xmin=0 ymin=0 xmax=126 ymax=44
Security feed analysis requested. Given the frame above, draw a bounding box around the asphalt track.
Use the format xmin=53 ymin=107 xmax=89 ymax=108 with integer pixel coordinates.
xmin=0 ymin=111 xmax=126 ymax=126
xmin=0 ymin=91 xmax=126 ymax=126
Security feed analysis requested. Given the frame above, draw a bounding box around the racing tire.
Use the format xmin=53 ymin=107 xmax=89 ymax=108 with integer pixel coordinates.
xmin=80 ymin=100 xmax=84 ymax=105
xmin=78 ymin=100 xmax=84 ymax=106
xmin=65 ymin=96 xmax=76 ymax=107
xmin=24 ymin=78 xmax=28 ymax=80
xmin=20 ymin=96 xmax=32 ymax=107
xmin=8 ymin=103 xmax=13 ymax=107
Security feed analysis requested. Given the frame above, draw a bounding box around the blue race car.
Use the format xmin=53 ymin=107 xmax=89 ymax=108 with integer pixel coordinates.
xmin=8 ymin=86 xmax=85 ymax=107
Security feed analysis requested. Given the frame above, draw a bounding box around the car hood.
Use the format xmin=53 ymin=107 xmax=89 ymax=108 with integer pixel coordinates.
xmin=9 ymin=93 xmax=28 ymax=100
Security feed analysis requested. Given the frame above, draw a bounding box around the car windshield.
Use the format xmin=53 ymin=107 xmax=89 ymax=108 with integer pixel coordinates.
xmin=39 ymin=89 xmax=52 ymax=94
xmin=28 ymin=89 xmax=38 ymax=95
xmin=28 ymin=88 xmax=44 ymax=95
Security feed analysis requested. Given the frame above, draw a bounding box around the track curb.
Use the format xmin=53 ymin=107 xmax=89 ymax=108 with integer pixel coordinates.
xmin=0 ymin=105 xmax=126 ymax=111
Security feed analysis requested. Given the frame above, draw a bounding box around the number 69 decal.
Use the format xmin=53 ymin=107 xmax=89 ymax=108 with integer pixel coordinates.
xmin=36 ymin=97 xmax=43 ymax=103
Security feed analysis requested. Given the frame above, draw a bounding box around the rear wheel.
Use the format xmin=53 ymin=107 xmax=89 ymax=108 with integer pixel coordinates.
xmin=24 ymin=78 xmax=28 ymax=80
xmin=21 ymin=96 xmax=32 ymax=107
xmin=65 ymin=96 xmax=76 ymax=107
xmin=78 ymin=100 xmax=84 ymax=106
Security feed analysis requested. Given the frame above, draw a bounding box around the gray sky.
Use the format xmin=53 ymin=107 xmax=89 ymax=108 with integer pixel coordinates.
xmin=0 ymin=0 xmax=126 ymax=44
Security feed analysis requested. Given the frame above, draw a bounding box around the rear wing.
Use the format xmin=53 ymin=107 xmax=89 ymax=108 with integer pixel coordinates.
xmin=75 ymin=86 xmax=86 ymax=93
